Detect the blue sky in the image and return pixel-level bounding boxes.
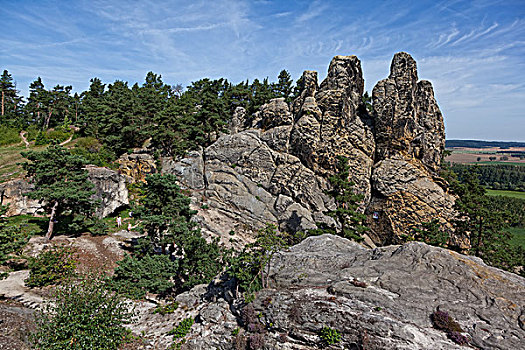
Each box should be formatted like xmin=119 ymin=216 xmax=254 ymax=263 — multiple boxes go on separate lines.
xmin=2 ymin=0 xmax=524 ymax=141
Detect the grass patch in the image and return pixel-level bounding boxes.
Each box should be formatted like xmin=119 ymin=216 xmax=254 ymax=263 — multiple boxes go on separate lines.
xmin=0 ymin=143 xmax=47 ymax=182
xmin=0 ymin=126 xmax=21 ymax=146
xmin=486 ymin=189 xmax=525 ymax=199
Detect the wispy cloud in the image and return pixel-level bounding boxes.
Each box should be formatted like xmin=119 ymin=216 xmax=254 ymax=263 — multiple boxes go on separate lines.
xmin=1 ymin=0 xmax=524 ymax=140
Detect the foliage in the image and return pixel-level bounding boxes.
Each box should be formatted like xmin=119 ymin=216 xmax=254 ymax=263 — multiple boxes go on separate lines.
xmin=138 ymin=173 xmax=195 ymax=245
xmin=451 ymin=163 xmax=525 ymax=192
xmin=109 ymin=254 xmax=177 ymax=299
xmin=70 ymin=137 xmax=116 ymax=167
xmin=451 ymin=167 xmax=523 ymax=270
xmin=153 ymin=301 xmax=179 ymax=315
xmin=319 ymin=326 xmax=341 ymax=345
xmin=31 ymin=273 xmax=134 ymax=350
xmin=405 ymin=219 xmax=449 ymax=247
xmin=311 ymin=156 xmax=367 ymax=241
xmin=0 ymin=205 xmax=31 ymax=264
xmin=168 ymin=317 xmax=194 ymax=338
xmin=0 ymin=125 xmax=21 ymax=146
xmin=226 ymin=224 xmax=288 ymax=297
xmin=22 ymin=144 xmax=99 ymax=239
xmin=25 ymin=244 xmax=77 ymax=287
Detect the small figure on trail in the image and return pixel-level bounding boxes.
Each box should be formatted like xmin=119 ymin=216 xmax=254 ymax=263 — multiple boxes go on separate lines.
xmin=127 ymin=223 xmax=132 ymax=231
xmin=129 ymin=211 xmax=133 ymax=218
xmin=116 ymin=216 xmax=122 ymax=228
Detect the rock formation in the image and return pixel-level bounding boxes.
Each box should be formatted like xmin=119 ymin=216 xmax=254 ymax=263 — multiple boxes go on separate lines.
xmin=169 ymin=52 xmax=454 ymax=246
xmin=183 ymin=235 xmax=525 ymax=349
xmin=368 ymin=52 xmax=454 ymax=244
xmin=0 ymin=166 xmax=128 ymax=218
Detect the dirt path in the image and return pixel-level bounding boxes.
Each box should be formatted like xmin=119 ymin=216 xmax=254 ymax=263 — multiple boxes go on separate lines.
xmin=19 ymin=131 xmax=29 ymax=148
xmin=59 ymin=134 xmax=73 ymax=146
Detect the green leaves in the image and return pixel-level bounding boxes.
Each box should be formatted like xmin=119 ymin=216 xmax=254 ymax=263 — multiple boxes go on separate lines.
xmin=25 ymin=244 xmax=77 ymax=288
xmin=22 ymin=145 xmax=99 ymax=238
xmin=32 ymin=273 xmax=134 ymax=350
xmin=109 ymin=254 xmax=177 ymax=299
xmin=313 ymin=156 xmax=367 ymax=241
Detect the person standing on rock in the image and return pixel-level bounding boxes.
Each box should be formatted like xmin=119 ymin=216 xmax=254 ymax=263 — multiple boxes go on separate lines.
xmin=116 ymin=216 xmax=122 ymax=228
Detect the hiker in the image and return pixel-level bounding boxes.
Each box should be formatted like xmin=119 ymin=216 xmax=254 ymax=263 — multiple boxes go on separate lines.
xmin=116 ymin=216 xmax=122 ymax=228
xmin=128 ymin=223 xmax=132 ymax=231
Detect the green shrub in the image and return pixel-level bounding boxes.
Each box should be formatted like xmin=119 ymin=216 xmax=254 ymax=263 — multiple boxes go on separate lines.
xmin=319 ymin=326 xmax=341 ymax=345
xmin=168 ymin=318 xmax=194 ymax=338
xmin=71 ymin=137 xmax=116 ymax=167
xmin=0 ymin=125 xmax=21 ymax=146
xmin=32 ymin=273 xmax=134 ymax=350
xmin=109 ymin=254 xmax=177 ymax=299
xmin=154 ymin=301 xmax=179 ymax=315
xmin=25 ymin=245 xmax=77 ymax=287
xmin=0 ymin=205 xmax=31 ymax=264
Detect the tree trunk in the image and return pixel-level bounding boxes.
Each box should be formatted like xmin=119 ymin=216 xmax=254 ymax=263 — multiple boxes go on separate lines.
xmin=1 ymin=90 xmax=4 ymax=116
xmin=475 ymin=217 xmax=483 ymax=257
xmin=46 ymin=201 xmax=59 ymax=240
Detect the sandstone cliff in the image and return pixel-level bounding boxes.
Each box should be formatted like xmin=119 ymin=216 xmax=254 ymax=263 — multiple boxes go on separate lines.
xmin=169 ymin=52 xmax=455 ymax=246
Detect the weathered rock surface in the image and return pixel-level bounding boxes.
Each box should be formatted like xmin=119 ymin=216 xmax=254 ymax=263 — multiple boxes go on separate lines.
xmin=186 ymin=235 xmax=525 ymax=350
xmin=117 ymin=151 xmax=157 ymax=183
xmin=369 ymin=52 xmax=452 ymax=244
xmin=0 ymin=166 xmax=128 ymax=219
xmin=168 ymin=52 xmax=453 ymax=247
xmin=0 ymin=179 xmax=42 ymax=216
xmin=86 ymin=166 xmax=129 ymax=218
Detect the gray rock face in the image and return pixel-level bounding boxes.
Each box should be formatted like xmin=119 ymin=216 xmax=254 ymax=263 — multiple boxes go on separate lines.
xmin=166 ymin=129 xmax=334 ymax=243
xmin=0 ymin=179 xmax=42 ymax=216
xmin=86 ymin=166 xmax=129 ymax=218
xmin=169 ymin=52 xmax=453 ymax=246
xmin=187 ymin=235 xmax=525 ymax=350
xmin=0 ymin=167 xmax=128 ymax=219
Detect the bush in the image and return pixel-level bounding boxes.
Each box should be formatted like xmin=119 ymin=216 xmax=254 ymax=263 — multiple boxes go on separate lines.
xmin=0 ymin=205 xmax=30 ymax=264
xmin=319 ymin=326 xmax=341 ymax=345
xmin=31 ymin=273 xmax=134 ymax=350
xmin=168 ymin=318 xmax=194 ymax=338
xmin=25 ymin=245 xmax=77 ymax=287
xmin=109 ymin=254 xmax=177 ymax=299
xmin=0 ymin=125 xmax=21 ymax=146
xmin=71 ymin=137 xmax=116 ymax=167
xmin=154 ymin=301 xmax=179 ymax=315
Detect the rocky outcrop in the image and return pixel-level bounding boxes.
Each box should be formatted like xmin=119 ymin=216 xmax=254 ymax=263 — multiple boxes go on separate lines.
xmin=86 ymin=166 xmax=129 ymax=218
xmin=0 ymin=167 xmax=128 ymax=219
xmin=368 ymin=52 xmax=452 ymax=244
xmin=117 ymin=151 xmax=157 ymax=183
xmin=168 ymin=130 xmax=335 ymax=244
xmin=185 ymin=235 xmax=525 ymax=349
xmin=170 ymin=52 xmax=453 ymax=246
xmin=0 ymin=179 xmax=42 ymax=216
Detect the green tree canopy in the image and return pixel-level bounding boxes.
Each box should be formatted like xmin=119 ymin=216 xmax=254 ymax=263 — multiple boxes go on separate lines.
xmin=22 ymin=145 xmax=98 ymax=239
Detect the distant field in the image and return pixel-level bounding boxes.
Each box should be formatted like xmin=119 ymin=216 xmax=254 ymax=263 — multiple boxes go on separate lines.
xmin=445 ymin=146 xmax=525 ymax=165
xmin=486 ymin=189 xmax=525 ymax=199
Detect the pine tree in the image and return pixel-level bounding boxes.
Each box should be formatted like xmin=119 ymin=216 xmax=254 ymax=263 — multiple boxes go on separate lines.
xmin=22 ymin=145 xmax=98 ymax=239
xmin=312 ymin=156 xmax=367 ymax=241
xmin=272 ymin=70 xmax=293 ymax=103
xmin=0 ymin=70 xmax=20 ymax=123
xmin=452 ymin=168 xmax=519 ymax=270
